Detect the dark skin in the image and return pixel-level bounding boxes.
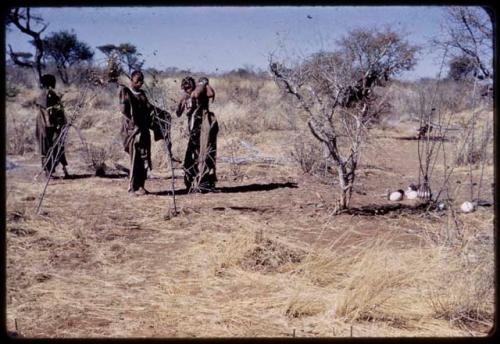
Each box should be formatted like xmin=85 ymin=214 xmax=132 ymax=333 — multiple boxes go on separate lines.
xmin=176 ymin=83 xmax=194 ymax=118
xmin=176 ymin=81 xmax=214 ymax=118
xmin=38 ymin=77 xmax=69 ymax=178
xmin=131 ymin=74 xmax=144 ymax=91
xmin=120 ymin=72 xmax=152 ymax=195
xmin=176 ymin=77 xmax=218 ymax=191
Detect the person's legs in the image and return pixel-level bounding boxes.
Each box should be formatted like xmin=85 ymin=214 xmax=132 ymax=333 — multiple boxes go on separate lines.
xmin=136 ymin=156 xmax=148 ymax=194
xmin=183 ymin=127 xmax=201 ymax=191
xmin=58 ymin=143 xmax=69 ymax=178
xmin=128 ymin=141 xmax=138 ymax=193
xmin=43 ymin=128 xmax=55 ymax=175
xmin=199 ymin=114 xmax=218 ymax=191
xmin=131 ymin=146 xmax=150 ymax=194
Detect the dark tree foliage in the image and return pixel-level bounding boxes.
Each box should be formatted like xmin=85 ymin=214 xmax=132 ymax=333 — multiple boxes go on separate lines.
xmin=97 ymin=42 xmax=144 ymax=76
xmin=447 ymin=55 xmax=479 ymax=81
xmin=436 ymin=7 xmax=492 ymax=81
xmin=42 ymin=30 xmax=94 ymax=84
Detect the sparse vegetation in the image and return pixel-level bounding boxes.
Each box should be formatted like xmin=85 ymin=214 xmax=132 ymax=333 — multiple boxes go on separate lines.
xmin=271 ymin=28 xmax=420 ymax=211
xmin=5 ymin=7 xmax=493 ymax=338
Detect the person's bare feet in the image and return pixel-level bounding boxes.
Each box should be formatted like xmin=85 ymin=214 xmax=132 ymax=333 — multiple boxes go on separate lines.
xmin=136 ymin=187 xmax=149 ymax=195
xmin=129 ymin=187 xmax=149 ymax=196
xmin=62 ymin=166 xmax=69 ymax=179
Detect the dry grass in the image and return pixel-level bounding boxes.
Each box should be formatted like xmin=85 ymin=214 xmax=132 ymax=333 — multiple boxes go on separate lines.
xmin=5 ymin=72 xmax=494 ymax=338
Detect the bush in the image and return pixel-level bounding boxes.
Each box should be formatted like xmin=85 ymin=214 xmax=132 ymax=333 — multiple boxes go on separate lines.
xmin=81 ymin=143 xmax=121 ymax=176
xmin=7 ymin=111 xmax=35 ymax=155
xmin=386 ymin=79 xmax=490 ymax=124
xmin=454 ymin=122 xmax=493 ymax=166
xmin=5 ymin=64 xmax=36 ymax=89
xmin=290 ymin=134 xmax=327 ymax=175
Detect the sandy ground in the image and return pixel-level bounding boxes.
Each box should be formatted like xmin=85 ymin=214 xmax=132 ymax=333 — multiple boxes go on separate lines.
xmin=5 ymin=125 xmax=494 ymax=338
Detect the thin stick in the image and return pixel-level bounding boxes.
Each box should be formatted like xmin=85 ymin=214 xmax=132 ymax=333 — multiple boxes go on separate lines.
xmin=142 ymin=76 xmax=178 ymax=215
xmin=166 ymin=137 xmax=177 ymax=214
xmin=36 ymin=126 xmax=67 ymax=214
xmin=476 ymin=117 xmax=491 ymax=201
xmin=35 ymin=84 xmax=92 ymax=213
xmin=34 ymin=85 xmax=95 ymax=180
xmin=468 ymin=78 xmax=479 ymax=201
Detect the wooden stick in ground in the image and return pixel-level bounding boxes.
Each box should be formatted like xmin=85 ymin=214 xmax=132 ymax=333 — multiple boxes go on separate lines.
xmin=36 ymin=125 xmax=68 ymax=214
xmin=34 ymin=85 xmax=95 ymax=180
xmin=35 ymin=84 xmax=93 ymax=213
xmin=164 ymin=130 xmax=178 ymax=216
xmin=150 ymin=101 xmax=178 ymax=217
xmin=142 ymin=71 xmax=182 ymax=216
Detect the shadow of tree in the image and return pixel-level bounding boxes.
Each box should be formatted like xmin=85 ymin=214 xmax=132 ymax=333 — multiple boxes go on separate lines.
xmin=394 ymin=136 xmax=448 ymax=142
xmin=216 ymin=182 xmax=298 ymax=193
xmin=339 ymin=202 xmax=434 ymax=216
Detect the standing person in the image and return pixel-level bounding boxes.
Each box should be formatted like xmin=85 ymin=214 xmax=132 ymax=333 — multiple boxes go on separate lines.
xmin=119 ymin=70 xmax=169 ymax=196
xmin=35 ymin=74 xmax=69 ymax=178
xmin=176 ymin=76 xmax=218 ymax=192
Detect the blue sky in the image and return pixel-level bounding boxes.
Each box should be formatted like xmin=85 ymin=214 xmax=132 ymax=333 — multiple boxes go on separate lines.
xmin=4 ymin=6 xmax=484 ymax=80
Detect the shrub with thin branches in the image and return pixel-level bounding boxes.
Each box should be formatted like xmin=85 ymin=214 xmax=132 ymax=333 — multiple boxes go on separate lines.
xmin=454 ymin=116 xmax=493 ymax=166
xmin=290 ymin=135 xmax=325 ymax=175
xmin=7 ymin=115 xmax=34 ymax=155
xmin=81 ymin=143 xmax=121 ymax=176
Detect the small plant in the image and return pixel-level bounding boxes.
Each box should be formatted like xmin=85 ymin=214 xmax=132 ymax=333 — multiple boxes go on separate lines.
xmin=86 ymin=144 xmax=107 ymax=176
xmin=8 ymin=116 xmax=33 ymax=155
xmin=290 ymin=136 xmax=325 ymax=175
xmin=454 ymin=118 xmax=493 ymax=166
xmin=225 ymin=139 xmax=246 ymax=181
xmin=82 ymin=143 xmax=119 ymax=177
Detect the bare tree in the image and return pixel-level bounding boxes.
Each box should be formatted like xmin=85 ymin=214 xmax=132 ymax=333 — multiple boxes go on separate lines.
xmin=270 ymin=28 xmax=419 ymax=211
xmin=418 ymin=5 xmax=494 ymax=213
xmin=436 ymin=6 xmax=493 ymax=81
xmin=6 ymin=7 xmax=48 ymax=85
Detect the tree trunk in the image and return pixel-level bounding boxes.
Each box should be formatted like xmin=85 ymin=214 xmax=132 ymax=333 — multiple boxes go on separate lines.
xmin=56 ymin=65 xmax=69 ymax=85
xmin=33 ymin=36 xmax=44 ymax=83
xmin=7 ymin=8 xmax=47 ymax=87
xmin=337 ymin=163 xmax=350 ymax=210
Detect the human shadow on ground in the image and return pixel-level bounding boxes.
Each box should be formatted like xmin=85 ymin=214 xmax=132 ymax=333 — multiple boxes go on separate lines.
xmin=150 ymin=182 xmax=298 ymax=196
xmin=51 ymin=172 xmax=128 ymax=180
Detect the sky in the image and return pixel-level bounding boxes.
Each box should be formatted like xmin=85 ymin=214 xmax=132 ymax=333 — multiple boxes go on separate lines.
xmin=4 ymin=6 xmax=484 ymax=80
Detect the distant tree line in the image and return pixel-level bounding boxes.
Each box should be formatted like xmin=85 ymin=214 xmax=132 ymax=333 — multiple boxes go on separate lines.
xmin=7 ymin=6 xmax=493 ymax=89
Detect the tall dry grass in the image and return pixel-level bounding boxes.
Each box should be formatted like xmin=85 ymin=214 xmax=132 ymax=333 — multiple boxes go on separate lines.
xmin=167 ymin=213 xmax=494 ymax=337
xmin=5 ymin=68 xmax=494 ymax=337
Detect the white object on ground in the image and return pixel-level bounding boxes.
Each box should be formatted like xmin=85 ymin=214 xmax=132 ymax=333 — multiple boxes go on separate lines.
xmin=437 ymin=202 xmax=447 ymax=211
xmin=405 ymin=189 xmax=418 ymax=200
xmin=460 ymin=201 xmax=476 ymax=213
xmin=405 ymin=183 xmax=419 ymax=200
xmin=389 ymin=190 xmax=404 ymax=201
